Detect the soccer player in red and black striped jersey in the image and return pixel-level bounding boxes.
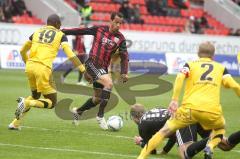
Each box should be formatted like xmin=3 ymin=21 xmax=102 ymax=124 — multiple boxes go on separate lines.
xmin=62 ymin=12 xmax=129 ymax=130
xmin=62 ymin=27 xmax=87 ymax=84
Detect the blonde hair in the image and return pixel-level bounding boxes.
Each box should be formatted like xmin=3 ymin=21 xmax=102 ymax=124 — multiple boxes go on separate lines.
xmin=130 ymin=103 xmax=145 ymax=119
xmin=198 ymin=41 xmax=215 ymax=58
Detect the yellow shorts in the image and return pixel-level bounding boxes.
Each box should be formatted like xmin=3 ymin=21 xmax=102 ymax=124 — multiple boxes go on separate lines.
xmin=167 ymin=106 xmax=225 ymax=131
xmin=25 ymin=61 xmax=56 ymax=95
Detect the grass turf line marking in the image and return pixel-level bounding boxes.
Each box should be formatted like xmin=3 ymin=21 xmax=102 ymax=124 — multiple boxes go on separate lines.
xmin=22 ymin=125 xmax=133 ymax=140
xmin=0 ymin=143 xmax=163 ymax=159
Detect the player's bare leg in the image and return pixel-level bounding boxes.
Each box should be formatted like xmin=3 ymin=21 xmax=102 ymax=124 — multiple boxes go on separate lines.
xmin=43 ymin=93 xmax=57 ymax=108
xmin=15 ymin=92 xmax=57 ymax=119
xmin=95 ymin=74 xmax=113 ymax=130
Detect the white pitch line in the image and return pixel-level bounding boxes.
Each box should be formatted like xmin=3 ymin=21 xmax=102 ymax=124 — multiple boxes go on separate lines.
xmin=0 ymin=142 xmax=136 ymax=158
xmin=22 ymin=125 xmax=133 ymax=140
xmin=0 ymin=143 xmax=163 ymax=159
xmin=232 ymin=150 xmax=240 ymax=153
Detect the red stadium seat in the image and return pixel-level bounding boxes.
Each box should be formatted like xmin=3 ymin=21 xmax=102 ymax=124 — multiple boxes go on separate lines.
xmin=140 ymin=6 xmax=148 ymax=15
xmin=66 ymin=0 xmax=231 ymax=34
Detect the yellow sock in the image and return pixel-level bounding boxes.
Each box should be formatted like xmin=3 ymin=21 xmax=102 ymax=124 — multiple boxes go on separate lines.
xmin=25 ymin=98 xmax=52 ymax=109
xmin=137 ymin=132 xmax=165 ymax=159
xmin=10 ymin=96 xmax=33 ymax=127
xmin=11 ymin=108 xmax=30 ymax=127
xmin=207 ymin=128 xmax=225 ymax=151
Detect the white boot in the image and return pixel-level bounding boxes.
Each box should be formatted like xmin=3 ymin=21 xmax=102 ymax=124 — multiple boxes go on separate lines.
xmin=96 ymin=116 xmax=108 ymax=130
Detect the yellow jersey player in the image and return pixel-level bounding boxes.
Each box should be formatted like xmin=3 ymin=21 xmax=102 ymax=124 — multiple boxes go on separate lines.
xmin=137 ymin=42 xmax=240 ymax=159
xmin=8 ymin=14 xmax=85 ymax=130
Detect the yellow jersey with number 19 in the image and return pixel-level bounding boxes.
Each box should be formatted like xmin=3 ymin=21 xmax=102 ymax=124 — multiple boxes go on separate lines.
xmin=180 ymin=58 xmax=229 ymax=114
xmin=28 ymin=25 xmax=67 ymax=69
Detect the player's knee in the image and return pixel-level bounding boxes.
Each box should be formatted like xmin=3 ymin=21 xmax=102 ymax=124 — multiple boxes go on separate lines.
xmin=32 ymin=91 xmax=41 ymax=99
xmin=218 ymin=137 xmax=232 ymax=151
xmin=93 ymin=97 xmax=101 ymax=104
xmin=160 ymin=126 xmax=173 ymax=137
xmin=101 ymin=78 xmax=113 ymax=89
xmin=103 ymin=81 xmax=113 ymax=89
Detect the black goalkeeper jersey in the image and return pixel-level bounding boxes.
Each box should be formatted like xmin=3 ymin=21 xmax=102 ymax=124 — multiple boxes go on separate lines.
xmin=138 ymin=108 xmax=176 ymax=153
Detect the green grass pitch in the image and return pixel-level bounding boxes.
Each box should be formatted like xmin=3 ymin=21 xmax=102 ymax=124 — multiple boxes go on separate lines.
xmin=0 ymin=69 xmax=239 ymax=159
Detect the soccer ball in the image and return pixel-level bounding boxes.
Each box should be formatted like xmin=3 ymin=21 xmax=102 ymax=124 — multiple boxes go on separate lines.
xmin=107 ymin=116 xmax=123 ymax=131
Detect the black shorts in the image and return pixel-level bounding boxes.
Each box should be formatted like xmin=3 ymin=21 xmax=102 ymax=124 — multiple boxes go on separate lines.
xmin=85 ymin=59 xmax=108 ymax=81
xmin=176 ymin=124 xmax=197 ymax=146
xmin=176 ymin=124 xmax=211 ymax=146
xmin=77 ymin=54 xmax=87 ymax=64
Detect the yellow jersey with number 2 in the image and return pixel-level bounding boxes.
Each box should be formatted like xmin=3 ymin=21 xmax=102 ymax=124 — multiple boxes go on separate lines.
xmin=180 ymin=58 xmax=229 ymax=114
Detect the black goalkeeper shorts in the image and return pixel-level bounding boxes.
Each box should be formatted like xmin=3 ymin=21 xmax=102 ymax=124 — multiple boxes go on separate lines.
xmin=176 ymin=124 xmax=210 ymax=146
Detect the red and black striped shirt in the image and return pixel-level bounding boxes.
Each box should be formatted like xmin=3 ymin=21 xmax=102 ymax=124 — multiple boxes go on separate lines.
xmin=62 ymin=25 xmax=129 ymax=74
xmin=74 ymin=35 xmax=86 ymax=55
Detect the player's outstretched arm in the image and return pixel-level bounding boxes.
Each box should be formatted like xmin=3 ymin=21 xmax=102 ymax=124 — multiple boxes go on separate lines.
xmin=62 ymin=42 xmax=85 ymax=73
xmin=222 ymin=75 xmax=240 ymax=96
xmin=20 ymin=40 xmax=32 ymax=64
xmin=169 ymin=73 xmax=186 ymax=113
xmin=119 ymin=40 xmax=129 ymax=83
xmin=172 ymin=73 xmax=186 ymax=101
xmin=62 ymin=26 xmax=97 ymax=36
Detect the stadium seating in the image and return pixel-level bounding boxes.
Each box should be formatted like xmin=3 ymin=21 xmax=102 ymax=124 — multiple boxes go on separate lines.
xmin=64 ymin=0 xmax=230 ymax=36
xmin=12 ymin=14 xmax=43 ymax=25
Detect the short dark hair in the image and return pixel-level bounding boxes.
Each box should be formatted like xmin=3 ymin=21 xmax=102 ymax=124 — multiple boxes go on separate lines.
xmin=111 ymin=12 xmax=123 ymax=20
xmin=47 ymin=14 xmax=61 ymax=26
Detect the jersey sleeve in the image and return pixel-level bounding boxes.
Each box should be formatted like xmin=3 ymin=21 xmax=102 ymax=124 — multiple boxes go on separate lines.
xmin=29 ymin=34 xmax=33 ymax=41
xmin=138 ymin=123 xmax=151 ymax=148
xmin=119 ymin=39 xmax=129 ymax=74
xmin=62 ymin=26 xmax=98 ymax=36
xmin=222 ymin=67 xmax=240 ymax=96
xmin=180 ymin=63 xmax=190 ymax=77
xmin=20 ymin=33 xmax=33 ymax=63
xmin=61 ymin=34 xmax=68 ymax=43
xmin=223 ymin=67 xmax=229 ymax=77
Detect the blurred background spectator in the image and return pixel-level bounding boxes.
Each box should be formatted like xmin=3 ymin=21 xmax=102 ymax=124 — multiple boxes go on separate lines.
xmin=232 ymin=0 xmax=240 ymax=6
xmin=199 ymin=13 xmax=209 ymax=28
xmin=12 ymin=0 xmax=32 ymax=17
xmin=119 ymin=1 xmax=131 ymax=23
xmin=112 ymin=0 xmax=126 ymax=4
xmin=185 ymin=16 xmax=201 ymax=34
xmin=146 ymin=0 xmax=167 ymax=16
xmin=130 ymin=4 xmax=144 ymax=24
xmin=173 ymin=0 xmax=188 ymax=9
xmin=119 ymin=2 xmax=144 ymax=24
xmin=0 ymin=7 xmax=6 ymax=22
xmin=229 ymin=28 xmax=240 ymax=36
xmin=80 ymin=2 xmax=93 ymax=24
